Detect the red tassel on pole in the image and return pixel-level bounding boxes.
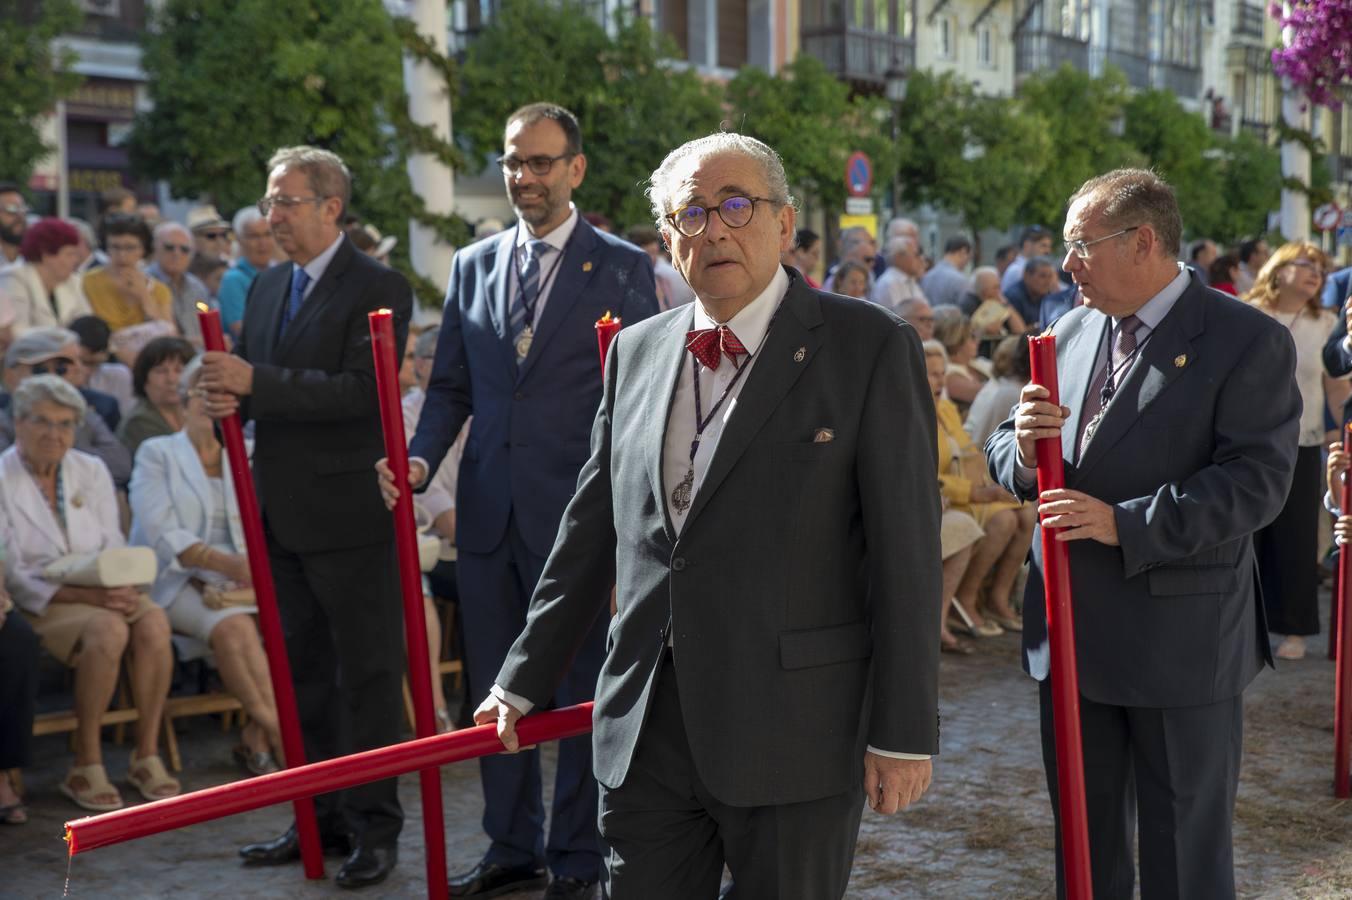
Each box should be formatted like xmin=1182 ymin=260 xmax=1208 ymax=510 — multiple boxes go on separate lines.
xmin=1029 ymin=335 xmax=1094 ymax=899
xmin=1334 ymin=424 xmax=1352 ymax=798
xmin=595 ymin=311 xmax=621 ymax=370
xmin=369 ymin=309 xmax=449 ymax=899
xmin=65 ymin=704 xmax=594 ymax=856
xmin=195 ymin=306 xmax=324 ymax=879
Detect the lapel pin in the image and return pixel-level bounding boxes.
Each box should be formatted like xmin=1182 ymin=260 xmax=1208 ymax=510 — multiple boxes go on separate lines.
xmin=71 ymin=494 xmax=84 ymax=509
xmin=794 ymin=346 xmax=806 ymax=363
xmin=813 ymin=427 xmax=835 ymax=443
xmin=582 ymin=261 xmax=593 ymax=272
xmin=1174 ymin=354 xmax=1187 ymax=368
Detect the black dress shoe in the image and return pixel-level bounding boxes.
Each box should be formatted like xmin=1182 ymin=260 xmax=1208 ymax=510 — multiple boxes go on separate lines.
xmin=239 ymin=824 xmax=352 ymax=865
xmin=448 ymin=860 xmax=547 ymax=897
xmin=545 ymin=876 xmax=598 ymax=899
xmin=336 ymin=843 xmax=397 ymax=889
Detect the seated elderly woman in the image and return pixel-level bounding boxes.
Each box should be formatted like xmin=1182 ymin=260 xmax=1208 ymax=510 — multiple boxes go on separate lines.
xmin=116 ymin=335 xmax=195 ymax=455
xmin=129 ymin=357 xmax=282 ymax=773
xmin=0 ymin=218 xmax=93 ymax=331
xmin=932 ymin=306 xmax=990 ymax=418
xmin=0 ymin=375 xmax=178 ymax=811
xmin=924 ymin=340 xmax=1032 ymax=637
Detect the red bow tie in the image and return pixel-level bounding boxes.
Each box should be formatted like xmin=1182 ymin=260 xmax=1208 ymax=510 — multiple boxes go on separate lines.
xmin=686 ymin=325 xmax=747 ymax=371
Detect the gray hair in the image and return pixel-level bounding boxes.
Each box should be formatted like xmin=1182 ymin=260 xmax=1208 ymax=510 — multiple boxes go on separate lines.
xmin=1024 ymin=255 xmax=1059 ymax=276
xmin=5 ymin=327 xmax=78 ymax=369
xmin=921 ymin=338 xmax=949 ymax=365
xmin=647 ymin=133 xmax=796 ymax=226
xmin=839 ymin=226 xmax=873 ymax=256
xmin=1068 ymin=167 xmax=1182 ymax=257
xmin=932 ymin=305 xmax=971 ymax=352
xmin=884 ymin=236 xmax=916 ymax=259
xmin=153 ymin=221 xmax=191 ymax=245
xmin=967 ymin=265 xmax=1000 ymax=293
xmin=178 ymin=355 xmax=205 ymax=401
xmin=414 ymin=327 xmax=440 ymax=359
xmin=897 ymin=296 xmax=933 ymax=320
xmin=267 ymin=146 xmax=351 ymax=216
xmin=232 ymin=206 xmax=264 ymax=236
xmin=12 ymin=374 xmax=87 ymax=421
xmin=887 ymin=217 xmax=920 ymax=240
xmin=66 ymin=217 xmax=97 ymax=249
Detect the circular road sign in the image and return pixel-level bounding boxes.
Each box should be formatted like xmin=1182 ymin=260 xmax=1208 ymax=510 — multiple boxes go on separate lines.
xmin=845 ymin=151 xmax=873 ymax=198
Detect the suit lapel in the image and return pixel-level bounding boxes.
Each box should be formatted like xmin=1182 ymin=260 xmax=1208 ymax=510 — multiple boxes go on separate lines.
xmin=646 ymin=308 xmax=696 ymax=544
xmin=519 ymin=220 xmax=601 ymax=382
xmin=2 ymin=451 xmax=65 ymax=551
xmin=1056 ymin=311 xmax=1110 ymax=465
xmin=276 ymin=239 xmax=353 ymax=358
xmin=683 ymin=280 xmax=823 ymax=532
xmin=486 ymin=231 xmax=514 ymax=344
xmin=1076 ymin=281 xmax=1205 ymax=478
xmin=170 ymin=432 xmax=212 ymax=527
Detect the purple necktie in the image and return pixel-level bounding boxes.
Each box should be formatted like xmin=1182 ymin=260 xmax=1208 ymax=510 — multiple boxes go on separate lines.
xmin=1077 ymin=314 xmax=1143 ymax=459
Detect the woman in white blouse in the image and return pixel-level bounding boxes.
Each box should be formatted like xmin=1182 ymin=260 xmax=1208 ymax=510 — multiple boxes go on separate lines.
xmin=129 ymin=357 xmax=282 ymax=773
xmin=0 ymin=219 xmax=92 ymax=332
xmin=0 ymin=375 xmax=177 ymax=811
xmin=1245 ymin=241 xmax=1340 ymax=660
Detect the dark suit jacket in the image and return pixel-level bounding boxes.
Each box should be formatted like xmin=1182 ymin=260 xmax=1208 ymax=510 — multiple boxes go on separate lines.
xmin=1004 ymin=279 xmax=1046 ymax=326
xmin=235 ymin=236 xmax=411 ymax=554
xmin=496 ymin=273 xmax=943 ymax=808
xmin=408 ymin=217 xmax=659 ymax=557
xmin=1322 ymin=268 xmax=1352 ymax=409
xmin=986 ymin=276 xmax=1300 ymax=709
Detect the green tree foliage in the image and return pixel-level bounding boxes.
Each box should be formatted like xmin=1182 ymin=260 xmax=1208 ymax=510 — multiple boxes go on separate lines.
xmin=456 ymin=0 xmax=723 ymax=229
xmin=1016 ymin=65 xmax=1142 ymax=230
xmin=725 ymin=55 xmax=899 ymax=214
xmin=892 ymin=71 xmax=1051 ymax=245
xmin=0 ymin=0 xmax=81 ymax=185
xmin=129 ymin=0 xmax=414 ymax=243
xmin=1122 ymin=89 xmax=1227 ymax=241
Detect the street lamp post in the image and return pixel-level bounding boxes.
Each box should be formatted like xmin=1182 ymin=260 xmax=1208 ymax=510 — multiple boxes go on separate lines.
xmin=884 ymin=64 xmax=908 ymax=220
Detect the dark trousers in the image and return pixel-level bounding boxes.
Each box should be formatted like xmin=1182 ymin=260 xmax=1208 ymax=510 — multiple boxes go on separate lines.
xmin=1039 ymin=681 xmax=1242 ymax=900
xmin=0 ymin=614 xmax=39 ymax=769
xmin=1255 ymin=443 xmax=1321 ymax=635
xmin=599 ymin=654 xmax=864 ymax=900
xmin=457 ymin=516 xmax=606 ymax=881
xmin=267 ymin=532 xmax=405 ymax=847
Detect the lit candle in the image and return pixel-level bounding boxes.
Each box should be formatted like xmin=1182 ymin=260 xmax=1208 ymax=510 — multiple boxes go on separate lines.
xmin=195 ymin=304 xmax=325 ymax=880
xmin=595 ymin=310 xmax=621 ymax=371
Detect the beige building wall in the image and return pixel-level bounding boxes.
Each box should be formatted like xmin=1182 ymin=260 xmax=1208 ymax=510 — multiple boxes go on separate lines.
xmin=913 ymin=0 xmax=1017 ymax=97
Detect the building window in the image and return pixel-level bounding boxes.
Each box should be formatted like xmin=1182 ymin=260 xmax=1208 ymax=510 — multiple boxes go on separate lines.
xmin=938 ymin=17 xmax=955 ymax=60
xmin=978 ymin=26 xmax=994 ymax=68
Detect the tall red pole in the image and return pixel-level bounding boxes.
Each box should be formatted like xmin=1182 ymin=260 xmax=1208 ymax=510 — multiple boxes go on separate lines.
xmin=196 ymin=307 xmax=324 ymax=879
xmin=65 ymin=704 xmax=594 ymax=856
xmin=1029 ymin=335 xmax=1093 ymax=899
xmin=369 ymin=309 xmax=449 ymax=899
xmin=1334 ymin=424 xmax=1352 ymax=797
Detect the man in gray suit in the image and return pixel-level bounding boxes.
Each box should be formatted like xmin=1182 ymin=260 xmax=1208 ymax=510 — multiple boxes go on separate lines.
xmin=986 ymin=169 xmax=1300 ymax=899
xmin=474 ymin=133 xmax=943 ymax=899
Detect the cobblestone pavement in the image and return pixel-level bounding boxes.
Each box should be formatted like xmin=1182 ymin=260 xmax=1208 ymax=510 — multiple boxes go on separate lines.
xmin=5 ymin=592 xmax=1352 ymax=899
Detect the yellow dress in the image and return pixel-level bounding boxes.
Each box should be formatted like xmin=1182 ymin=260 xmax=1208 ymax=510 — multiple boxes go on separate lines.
xmin=935 ymin=395 xmax=1020 ymax=527
xmin=82 ymin=267 xmax=174 ymax=331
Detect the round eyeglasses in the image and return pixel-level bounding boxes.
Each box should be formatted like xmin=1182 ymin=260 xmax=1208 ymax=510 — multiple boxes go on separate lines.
xmin=665 ymin=196 xmax=777 ymax=238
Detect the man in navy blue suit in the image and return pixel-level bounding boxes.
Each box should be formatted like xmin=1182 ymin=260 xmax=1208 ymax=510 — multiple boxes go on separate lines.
xmin=380 ymin=103 xmax=659 ymax=899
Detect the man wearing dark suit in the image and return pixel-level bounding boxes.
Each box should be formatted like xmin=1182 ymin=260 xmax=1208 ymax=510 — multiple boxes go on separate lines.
xmin=986 ymin=169 xmax=1300 ymax=899
xmin=471 ymin=133 xmax=942 ymax=899
xmin=381 ymin=104 xmax=658 ymax=900
xmin=201 ymin=146 xmax=410 ymax=890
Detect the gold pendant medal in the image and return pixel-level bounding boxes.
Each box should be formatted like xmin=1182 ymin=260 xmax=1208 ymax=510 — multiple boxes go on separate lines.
xmin=671 ymin=466 xmax=694 ymax=513
xmin=515 ymin=325 xmax=534 ymax=360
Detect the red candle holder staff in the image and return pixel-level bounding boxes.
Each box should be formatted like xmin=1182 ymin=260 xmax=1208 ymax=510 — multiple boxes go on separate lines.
xmin=1029 ymin=334 xmax=1093 ymax=899
xmin=195 ymin=305 xmax=325 ymax=879
xmin=369 ymin=309 xmax=448 ymax=898
xmin=1335 ymin=423 xmax=1352 ymax=798
xmin=65 ymin=704 xmax=594 ymax=857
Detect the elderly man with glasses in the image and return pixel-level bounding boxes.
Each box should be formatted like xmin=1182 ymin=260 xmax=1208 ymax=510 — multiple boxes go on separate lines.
xmin=465 ymin=132 xmax=942 ymax=899
xmin=379 ymin=102 xmax=659 ymax=900
xmin=146 ymin=222 xmax=211 ymax=347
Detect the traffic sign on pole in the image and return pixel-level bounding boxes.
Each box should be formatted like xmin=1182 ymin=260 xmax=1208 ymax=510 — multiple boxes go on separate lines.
xmin=1315 ymin=203 xmax=1342 ymax=232
xmin=845 ymin=151 xmax=873 ymax=198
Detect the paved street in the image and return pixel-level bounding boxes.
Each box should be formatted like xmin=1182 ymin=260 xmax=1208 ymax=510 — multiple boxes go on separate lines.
xmin=5 ymin=590 xmax=1351 ymax=899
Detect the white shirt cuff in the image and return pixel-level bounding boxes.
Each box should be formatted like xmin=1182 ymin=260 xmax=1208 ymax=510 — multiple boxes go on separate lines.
xmin=1015 ymin=461 xmax=1038 ymax=492
xmin=1342 ymin=335 xmax=1352 ymax=355
xmin=866 ymin=746 xmax=931 ymax=760
xmin=490 ymin=683 xmax=534 ymax=715
xmin=1326 ymin=489 xmax=1342 ymax=517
